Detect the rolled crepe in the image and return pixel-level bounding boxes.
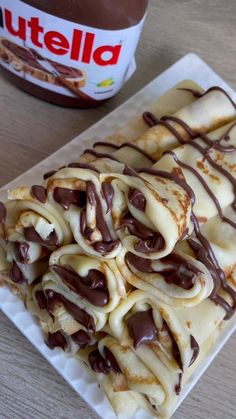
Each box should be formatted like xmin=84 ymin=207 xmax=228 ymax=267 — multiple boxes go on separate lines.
xmin=86 ymin=287 xmax=234 ymax=417
xmin=38 ymin=244 xmax=126 ymax=345
xmin=0 ymin=190 xmax=72 ymax=293
xmin=116 ymin=248 xmax=214 ymax=307
xmin=101 ymin=120 xmax=236 ymax=259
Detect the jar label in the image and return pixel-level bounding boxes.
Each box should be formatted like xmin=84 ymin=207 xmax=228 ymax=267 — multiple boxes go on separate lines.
xmin=0 ymin=0 xmax=145 ymax=100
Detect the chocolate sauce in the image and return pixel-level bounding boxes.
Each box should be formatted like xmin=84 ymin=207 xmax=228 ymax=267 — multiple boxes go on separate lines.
xmin=46 ymin=331 xmax=67 ymax=351
xmin=175 ymin=372 xmax=183 ymax=395
xmin=93 ymin=141 xmax=120 ymax=150
xmin=89 ymin=349 xmax=110 ymax=375
xmin=83 ymin=149 xmax=120 ymax=162
xmin=53 ymin=187 xmax=87 ymax=210
xmin=127 ymin=309 xmax=158 ymax=349
xmin=189 ymin=335 xmax=200 ymax=366
xmin=143 ymin=111 xmax=159 ymax=127
xmin=178 ymin=86 xmax=236 ymax=110
xmin=71 ymin=330 xmax=91 ymax=348
xmin=9 ymin=260 xmax=26 ymax=283
xmin=165 ymin=150 xmax=236 ymax=230
xmin=101 ymin=182 xmax=114 ymax=213
xmin=128 ymin=188 xmax=146 ymax=211
xmin=35 ymin=290 xmax=48 ymax=310
xmin=43 ymin=170 xmax=57 ymax=180
xmin=24 ymin=226 xmax=59 ymax=247
xmin=81 ymin=181 xmax=119 ymax=254
xmin=89 ymin=346 xmax=121 ymax=375
xmin=0 ymin=202 xmax=6 ymax=240
xmin=31 ymin=185 xmax=47 ymax=203
xmin=14 ymin=242 xmax=30 ymax=264
xmin=46 ymin=290 xmax=95 ymax=332
xmin=122 ymin=212 xmax=165 ymax=253
xmin=162 ymin=321 xmax=183 ymax=370
xmin=125 ymin=252 xmax=201 ymax=290
xmin=123 ymin=166 xmax=140 ymax=177
xmin=51 ymin=265 xmax=109 ymax=307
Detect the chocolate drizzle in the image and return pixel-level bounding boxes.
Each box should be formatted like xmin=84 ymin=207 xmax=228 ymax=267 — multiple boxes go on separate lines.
xmin=45 ymin=289 xmax=95 ymax=332
xmin=125 ymin=252 xmax=201 ymax=290
xmin=35 ymin=290 xmax=48 ymax=310
xmin=51 ymin=264 xmax=109 ymax=307
xmin=127 ymin=309 xmax=158 ymax=349
xmin=14 ymin=242 xmax=30 ymax=264
xmin=31 ymin=185 xmax=47 ymax=203
xmin=53 ymin=187 xmax=86 ymax=210
xmin=178 ymin=86 xmax=236 ymax=110
xmin=122 ymin=212 xmax=165 ymax=253
xmin=189 ymin=335 xmax=200 ymax=366
xmin=89 ymin=347 xmax=121 ymax=375
xmin=24 ymin=226 xmax=59 ymax=247
xmin=0 ymin=202 xmax=6 ymax=240
xmin=82 ymin=181 xmax=119 ymax=254
xmin=143 ymin=111 xmax=159 ymax=127
xmin=101 ymin=182 xmax=114 ymax=213
xmin=175 ymin=373 xmax=183 ymax=395
xmin=83 ymin=149 xmax=120 ymax=162
xmin=71 ymin=330 xmax=91 ymax=348
xmin=9 ymin=260 xmax=26 ymax=283
xmin=46 ymin=331 xmax=67 ymax=350
xmin=128 ymin=188 xmax=146 ymax=211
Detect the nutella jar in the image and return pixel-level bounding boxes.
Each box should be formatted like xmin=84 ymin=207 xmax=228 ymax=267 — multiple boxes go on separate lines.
xmin=0 ymin=0 xmax=148 ymax=107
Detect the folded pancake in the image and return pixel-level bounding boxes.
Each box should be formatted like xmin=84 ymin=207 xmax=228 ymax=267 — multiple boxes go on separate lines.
xmin=25 ymin=279 xmax=100 ymax=355
xmin=81 ymin=85 xmax=236 ymax=166
xmin=86 ymin=286 xmax=234 ymax=417
xmin=116 ymin=248 xmax=214 ymax=307
xmin=0 ymin=191 xmax=72 ymax=296
xmin=101 ymin=120 xmax=236 ymax=259
xmin=36 ymin=244 xmax=126 ymax=348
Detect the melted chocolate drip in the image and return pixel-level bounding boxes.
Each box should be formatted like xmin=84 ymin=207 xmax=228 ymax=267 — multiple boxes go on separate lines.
xmin=83 ymin=149 xmax=120 ymax=162
xmin=53 ymin=187 xmax=86 ymax=210
xmin=125 ymin=252 xmax=201 ymax=290
xmin=24 ymin=226 xmax=59 ymax=247
xmin=46 ymin=290 xmax=95 ymax=332
xmin=101 ymin=182 xmax=114 ymax=212
xmin=175 ymin=372 xmax=183 ymax=395
xmin=127 ymin=309 xmax=158 ymax=349
xmin=92 ymin=141 xmax=120 ymax=150
xmin=51 ymin=265 xmax=109 ymax=307
xmin=46 ymin=331 xmax=67 ymax=351
xmin=0 ymin=201 xmax=6 ymax=240
xmin=43 ymin=170 xmax=57 ymax=180
xmin=128 ymin=188 xmax=146 ymax=211
xmin=178 ymin=86 xmax=236 ymax=109
xmin=71 ymin=330 xmax=91 ymax=348
xmin=189 ymin=335 xmax=200 ymax=366
xmin=122 ymin=212 xmax=165 ymax=253
xmin=9 ymin=260 xmax=26 ymax=283
xmin=31 ymin=185 xmax=47 ymax=203
xmin=89 ymin=347 xmax=121 ymax=375
xmin=14 ymin=242 xmax=30 ymax=264
xmin=163 ymin=321 xmax=183 ymax=370
xmin=35 ymin=290 xmax=48 ymax=310
xmin=89 ymin=349 xmax=111 ymax=375
xmin=143 ymin=111 xmax=159 ymax=127
xmin=103 ymin=346 xmax=121 ymax=374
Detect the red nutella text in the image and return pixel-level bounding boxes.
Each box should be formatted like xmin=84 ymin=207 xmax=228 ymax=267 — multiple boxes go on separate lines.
xmin=3 ymin=9 xmax=122 ymax=66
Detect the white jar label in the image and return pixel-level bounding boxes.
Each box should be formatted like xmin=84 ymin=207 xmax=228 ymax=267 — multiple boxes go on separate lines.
xmin=0 ymin=0 xmax=146 ymax=100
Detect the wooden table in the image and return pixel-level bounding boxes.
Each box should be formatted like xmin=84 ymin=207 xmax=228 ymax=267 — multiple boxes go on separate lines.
xmin=0 ymin=1 xmax=235 ymax=418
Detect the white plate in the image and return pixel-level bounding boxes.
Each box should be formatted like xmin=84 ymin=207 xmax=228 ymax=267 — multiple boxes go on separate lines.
xmin=0 ymin=53 xmax=235 ymax=419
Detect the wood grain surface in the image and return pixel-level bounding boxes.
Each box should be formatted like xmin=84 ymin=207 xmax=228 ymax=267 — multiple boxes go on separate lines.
xmin=0 ymin=1 xmax=235 ymax=418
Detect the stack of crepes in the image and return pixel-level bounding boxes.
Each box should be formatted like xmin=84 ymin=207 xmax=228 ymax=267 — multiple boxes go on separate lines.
xmin=0 ymin=80 xmax=236 ymax=419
